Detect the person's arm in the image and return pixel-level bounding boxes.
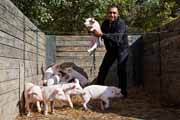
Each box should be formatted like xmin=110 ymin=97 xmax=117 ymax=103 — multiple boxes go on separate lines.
xmin=102 ymin=21 xmax=126 ymax=46
xmin=94 ymin=20 xmax=126 ymax=46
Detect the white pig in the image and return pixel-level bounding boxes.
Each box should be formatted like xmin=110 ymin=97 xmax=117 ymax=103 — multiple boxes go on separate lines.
xmin=84 ymin=18 xmax=103 ymax=55
xmin=84 ymin=18 xmax=101 ymax=33
xmin=82 ymin=85 xmax=123 ymax=110
xmin=24 ymin=83 xmax=43 ymax=117
xmin=41 ymin=85 xmax=67 ymax=115
xmin=58 ymin=78 xmax=85 ymax=108
xmin=41 ymin=79 xmax=85 ymax=115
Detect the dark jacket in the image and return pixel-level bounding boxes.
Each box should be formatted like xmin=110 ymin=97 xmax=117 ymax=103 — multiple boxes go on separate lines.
xmin=101 ymin=17 xmax=128 ymax=61
xmin=101 ymin=17 xmax=128 ymax=51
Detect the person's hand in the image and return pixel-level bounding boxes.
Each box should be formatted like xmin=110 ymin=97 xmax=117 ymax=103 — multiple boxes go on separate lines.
xmin=93 ymin=29 xmax=103 ymax=37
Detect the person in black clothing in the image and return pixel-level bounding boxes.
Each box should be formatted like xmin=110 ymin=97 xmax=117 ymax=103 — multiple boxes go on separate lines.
xmin=93 ymin=5 xmax=129 ymax=97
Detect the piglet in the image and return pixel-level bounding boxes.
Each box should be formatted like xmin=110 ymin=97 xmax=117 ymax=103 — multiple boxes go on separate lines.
xmin=84 ymin=18 xmax=101 ymax=32
xmin=41 ymin=85 xmax=67 ymax=115
xmin=24 ymin=83 xmax=43 ymax=117
xmin=82 ymin=85 xmax=123 ymax=110
xmin=42 ymin=85 xmax=67 ymax=115
xmin=61 ymin=67 xmax=89 ymax=87
xmin=41 ymin=79 xmax=85 ymax=115
xmin=58 ymin=78 xmax=85 ymax=108
xmin=42 ymin=64 xmax=61 ymax=86
xmin=84 ymin=18 xmax=103 ymax=55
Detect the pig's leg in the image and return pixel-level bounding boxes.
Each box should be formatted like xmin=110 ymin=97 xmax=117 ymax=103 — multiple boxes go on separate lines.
xmin=25 ymin=101 xmax=31 ymax=117
xmin=66 ymin=95 xmax=73 ymax=108
xmin=82 ymin=95 xmax=90 ymax=110
xmin=88 ymin=42 xmax=98 ymax=54
xmin=36 ymin=101 xmax=41 ymax=112
xmin=100 ymin=101 xmax=105 ymax=111
xmin=44 ymin=101 xmax=48 ymax=115
xmin=50 ymin=101 xmax=55 ymax=114
xmin=97 ymin=37 xmax=101 ymax=47
xmin=90 ymin=28 xmax=94 ymax=32
xmin=101 ymin=97 xmax=109 ymax=109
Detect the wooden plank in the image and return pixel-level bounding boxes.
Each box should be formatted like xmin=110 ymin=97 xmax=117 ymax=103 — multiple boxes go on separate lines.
xmin=0 ymin=68 xmax=19 ymax=82
xmin=0 ymin=44 xmax=23 ymax=59
xmin=0 ymin=31 xmax=24 ymax=49
xmin=56 ymin=40 xmax=91 ymax=46
xmin=56 ymin=51 xmax=105 ymax=57
xmin=56 ymin=35 xmax=94 ymax=41
xmin=0 ymin=18 xmax=24 ymax=40
xmin=56 ymin=46 xmax=105 ymax=52
xmin=0 ymin=79 xmax=19 ymax=95
xmin=0 ymin=57 xmax=22 ymax=69
xmin=0 ymin=4 xmax=24 ymax=31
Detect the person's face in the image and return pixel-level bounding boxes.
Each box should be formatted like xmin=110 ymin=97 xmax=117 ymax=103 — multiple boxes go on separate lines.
xmin=107 ymin=7 xmax=119 ymax=22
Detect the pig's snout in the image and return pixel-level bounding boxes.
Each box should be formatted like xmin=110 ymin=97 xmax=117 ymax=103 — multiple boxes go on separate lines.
xmin=114 ymin=91 xmax=123 ymax=98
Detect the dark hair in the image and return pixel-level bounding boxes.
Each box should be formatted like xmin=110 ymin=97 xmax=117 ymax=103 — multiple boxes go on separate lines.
xmin=107 ymin=4 xmax=119 ymax=11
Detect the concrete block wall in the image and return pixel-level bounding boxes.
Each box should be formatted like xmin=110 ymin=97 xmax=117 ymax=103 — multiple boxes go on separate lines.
xmin=143 ymin=18 xmax=180 ymax=105
xmin=0 ymin=0 xmax=46 ymax=120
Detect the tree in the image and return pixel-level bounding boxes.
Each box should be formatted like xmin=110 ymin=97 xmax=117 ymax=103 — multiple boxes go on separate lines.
xmin=11 ymin=0 xmax=179 ymax=33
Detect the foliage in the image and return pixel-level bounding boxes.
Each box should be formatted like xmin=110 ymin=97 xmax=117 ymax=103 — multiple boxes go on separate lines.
xmin=11 ymin=0 xmax=179 ymax=33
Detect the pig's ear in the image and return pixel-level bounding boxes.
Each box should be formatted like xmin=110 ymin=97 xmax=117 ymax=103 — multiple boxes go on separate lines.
xmin=74 ymin=78 xmax=79 ymax=84
xmin=55 ymin=64 xmax=60 ymax=71
xmin=72 ymin=85 xmax=76 ymax=89
xmin=90 ymin=18 xmax=95 ymax=23
xmin=27 ymin=90 xmax=32 ymax=95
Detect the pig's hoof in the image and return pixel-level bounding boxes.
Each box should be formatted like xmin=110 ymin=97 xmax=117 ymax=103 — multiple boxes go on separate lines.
xmin=70 ymin=104 xmax=74 ymax=108
xmin=83 ymin=106 xmax=89 ymax=111
xmin=51 ymin=110 xmax=55 ymax=114
xmin=44 ymin=112 xmax=48 ymax=116
xmin=84 ymin=108 xmax=88 ymax=111
xmin=27 ymin=112 xmax=31 ymax=117
xmin=89 ymin=49 xmax=96 ymax=55
xmin=87 ymin=49 xmax=92 ymax=53
xmin=37 ymin=109 xmax=41 ymax=113
xmin=104 ymin=105 xmax=109 ymax=109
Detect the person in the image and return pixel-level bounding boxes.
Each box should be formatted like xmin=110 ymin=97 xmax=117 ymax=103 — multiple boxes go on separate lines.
xmin=93 ymin=5 xmax=129 ymax=97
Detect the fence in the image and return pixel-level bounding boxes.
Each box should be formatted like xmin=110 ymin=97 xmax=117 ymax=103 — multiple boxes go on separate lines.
xmin=0 ymin=0 xmax=46 ymax=120
xmin=143 ymin=18 xmax=180 ymax=105
xmin=1 ymin=1 xmax=179 ymax=120
xmin=54 ymin=35 xmax=142 ymax=87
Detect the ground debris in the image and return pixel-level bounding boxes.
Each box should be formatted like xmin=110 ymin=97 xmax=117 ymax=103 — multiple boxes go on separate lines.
xmin=16 ymin=87 xmax=180 ymax=120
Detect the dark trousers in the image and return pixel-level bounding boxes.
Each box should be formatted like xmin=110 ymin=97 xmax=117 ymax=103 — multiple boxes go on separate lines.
xmin=96 ymin=49 xmax=128 ymax=96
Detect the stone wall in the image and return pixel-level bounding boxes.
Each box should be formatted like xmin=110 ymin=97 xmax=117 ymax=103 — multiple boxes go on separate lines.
xmin=0 ymin=0 xmax=46 ymax=120
xmin=143 ymin=18 xmax=180 ymax=105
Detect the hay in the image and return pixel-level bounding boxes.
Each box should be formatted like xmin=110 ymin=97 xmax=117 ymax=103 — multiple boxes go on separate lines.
xmin=16 ymin=87 xmax=180 ymax=120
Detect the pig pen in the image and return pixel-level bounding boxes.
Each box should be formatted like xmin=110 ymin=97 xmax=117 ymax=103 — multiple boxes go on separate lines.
xmin=16 ymin=87 xmax=180 ymax=120
xmin=16 ymin=34 xmax=180 ymax=120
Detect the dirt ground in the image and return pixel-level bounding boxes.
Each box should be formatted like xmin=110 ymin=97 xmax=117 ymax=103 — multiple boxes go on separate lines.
xmin=16 ymin=87 xmax=180 ymax=120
